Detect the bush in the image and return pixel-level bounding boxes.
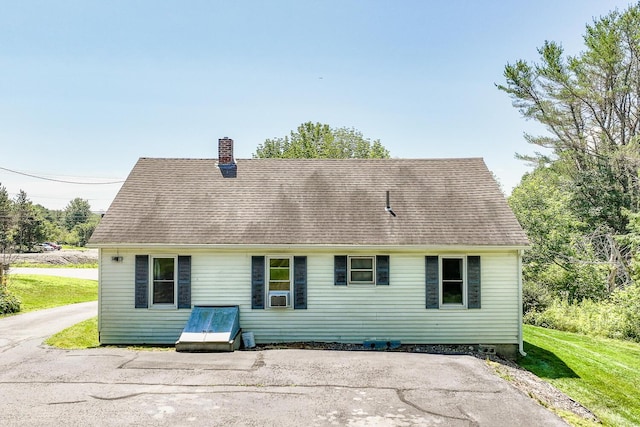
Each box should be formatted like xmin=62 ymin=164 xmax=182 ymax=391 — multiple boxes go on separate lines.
xmin=522 ymin=280 xmax=552 ymax=314
xmin=0 ymin=284 xmax=21 ymax=314
xmin=524 ymin=285 xmax=640 ymax=342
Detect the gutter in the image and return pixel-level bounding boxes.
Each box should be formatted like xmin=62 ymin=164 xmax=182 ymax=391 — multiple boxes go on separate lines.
xmin=518 ymin=249 xmax=527 ymax=357
xmin=87 ymin=243 xmax=530 ymax=252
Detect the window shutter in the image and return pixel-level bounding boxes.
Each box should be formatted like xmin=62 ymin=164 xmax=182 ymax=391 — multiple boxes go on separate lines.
xmin=293 ymin=256 xmax=307 ymax=309
xmin=467 ymin=256 xmax=481 ymax=309
xmin=251 ymin=256 xmax=265 ymax=309
xmin=177 ymin=256 xmax=191 ymax=309
xmin=425 ymin=256 xmax=439 ymax=309
xmin=334 ymin=255 xmax=347 ymax=286
xmin=135 ymin=255 xmax=149 ymax=308
xmin=376 ymin=255 xmax=390 ymax=285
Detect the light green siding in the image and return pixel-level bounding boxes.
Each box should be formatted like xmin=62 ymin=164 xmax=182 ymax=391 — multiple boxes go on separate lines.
xmin=98 ymin=248 xmax=521 ymax=346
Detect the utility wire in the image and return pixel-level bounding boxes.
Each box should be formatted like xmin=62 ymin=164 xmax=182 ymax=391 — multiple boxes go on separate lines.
xmin=0 ymin=166 xmax=125 ymax=185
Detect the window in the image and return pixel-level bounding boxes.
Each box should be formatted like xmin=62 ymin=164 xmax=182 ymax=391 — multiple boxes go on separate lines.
xmin=151 ymin=256 xmax=177 ymax=306
xmin=441 ymin=257 xmax=464 ymax=306
xmin=267 ymin=256 xmax=292 ymax=308
xmin=348 ymin=256 xmax=375 ymax=284
xmin=425 ymin=255 xmax=480 ymax=310
xmin=252 ymin=256 xmax=307 ymax=310
xmin=268 ymin=257 xmax=292 ymax=291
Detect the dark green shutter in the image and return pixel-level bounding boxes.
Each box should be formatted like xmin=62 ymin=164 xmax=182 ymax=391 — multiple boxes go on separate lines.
xmin=293 ymin=256 xmax=307 ymax=309
xmin=251 ymin=256 xmax=265 ymax=309
xmin=425 ymin=256 xmax=439 ymax=309
xmin=467 ymin=256 xmax=481 ymax=309
xmin=334 ymin=255 xmax=347 ymax=286
xmin=177 ymin=256 xmax=191 ymax=309
xmin=376 ymin=255 xmax=390 ymax=285
xmin=135 ymin=255 xmax=149 ymax=308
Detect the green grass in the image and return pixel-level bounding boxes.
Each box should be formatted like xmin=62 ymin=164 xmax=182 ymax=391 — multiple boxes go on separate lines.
xmin=11 ymin=262 xmax=98 ymax=268
xmin=3 ymin=274 xmax=97 ymax=313
xmin=520 ymin=325 xmax=640 ymax=427
xmin=46 ymin=316 xmax=173 ymax=351
xmin=45 ymin=317 xmax=100 ymax=348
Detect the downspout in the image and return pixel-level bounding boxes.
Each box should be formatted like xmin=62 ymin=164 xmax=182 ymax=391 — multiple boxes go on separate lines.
xmin=518 ymin=249 xmax=527 ymax=357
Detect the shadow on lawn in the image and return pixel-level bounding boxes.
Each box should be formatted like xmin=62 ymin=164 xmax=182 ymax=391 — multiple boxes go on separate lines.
xmin=520 ymin=341 xmax=579 ymax=379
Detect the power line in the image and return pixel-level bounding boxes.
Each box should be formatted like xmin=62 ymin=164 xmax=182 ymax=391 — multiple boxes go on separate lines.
xmin=0 ymin=166 xmax=125 ymax=185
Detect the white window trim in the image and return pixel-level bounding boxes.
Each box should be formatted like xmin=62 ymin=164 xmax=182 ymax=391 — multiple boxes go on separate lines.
xmin=347 ymin=255 xmax=376 ymax=285
xmin=149 ymin=255 xmax=178 ymax=309
xmin=266 ymin=255 xmax=293 ymax=308
xmin=440 ymin=256 xmax=467 ymax=308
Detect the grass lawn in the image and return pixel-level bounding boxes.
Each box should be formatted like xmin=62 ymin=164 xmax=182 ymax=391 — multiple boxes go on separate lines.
xmin=3 ymin=274 xmax=97 ymax=313
xmin=45 ymin=317 xmax=100 ymax=348
xmin=521 ymin=325 xmax=640 ymax=427
xmin=11 ymin=262 xmax=98 ymax=268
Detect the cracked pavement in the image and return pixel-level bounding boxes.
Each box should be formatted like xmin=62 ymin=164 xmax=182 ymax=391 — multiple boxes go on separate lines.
xmin=0 ymin=303 xmax=567 ymax=426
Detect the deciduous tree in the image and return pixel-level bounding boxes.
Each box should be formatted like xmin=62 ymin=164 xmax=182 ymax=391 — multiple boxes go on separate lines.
xmin=64 ymin=198 xmax=92 ymax=231
xmin=254 ymin=122 xmax=390 ymax=159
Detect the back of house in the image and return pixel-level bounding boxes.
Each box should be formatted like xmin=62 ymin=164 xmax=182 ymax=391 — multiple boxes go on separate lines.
xmin=89 ymin=137 xmax=529 ymax=356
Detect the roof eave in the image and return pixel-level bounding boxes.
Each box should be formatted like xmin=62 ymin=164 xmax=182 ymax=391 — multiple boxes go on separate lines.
xmin=87 ymin=242 xmax=530 ymax=252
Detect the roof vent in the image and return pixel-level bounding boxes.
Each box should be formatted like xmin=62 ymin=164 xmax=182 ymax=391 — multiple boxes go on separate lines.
xmin=385 ymin=191 xmax=396 ymax=217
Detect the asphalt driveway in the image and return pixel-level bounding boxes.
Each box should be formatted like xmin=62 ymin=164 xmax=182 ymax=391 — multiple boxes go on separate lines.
xmin=0 ymin=303 xmax=567 ymax=426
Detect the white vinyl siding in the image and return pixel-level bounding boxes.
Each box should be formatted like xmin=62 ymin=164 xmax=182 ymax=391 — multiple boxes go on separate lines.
xmin=98 ymin=248 xmax=520 ymax=345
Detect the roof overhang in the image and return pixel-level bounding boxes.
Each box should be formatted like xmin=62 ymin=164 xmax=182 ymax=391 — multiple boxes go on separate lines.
xmin=88 ymin=243 xmax=530 ymax=252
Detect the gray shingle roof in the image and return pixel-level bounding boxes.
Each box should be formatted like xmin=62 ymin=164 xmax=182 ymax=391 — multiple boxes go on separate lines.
xmin=89 ymin=157 xmax=528 ymax=247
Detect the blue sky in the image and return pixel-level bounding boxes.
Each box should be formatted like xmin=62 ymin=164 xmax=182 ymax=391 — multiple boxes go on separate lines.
xmin=1 ymin=0 xmax=635 ymax=211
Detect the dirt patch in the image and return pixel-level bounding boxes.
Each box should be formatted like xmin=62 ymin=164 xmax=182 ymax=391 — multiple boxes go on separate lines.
xmin=11 ymin=249 xmax=98 ymax=265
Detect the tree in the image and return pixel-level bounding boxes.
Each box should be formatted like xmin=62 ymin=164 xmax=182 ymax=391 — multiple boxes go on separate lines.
xmin=69 ymin=215 xmax=100 ymax=247
xmin=12 ymin=190 xmax=45 ymax=252
xmin=0 ymin=184 xmax=13 ymax=253
xmin=254 ymin=122 xmax=390 ymax=159
xmin=0 ymin=183 xmax=15 ymax=284
xmin=64 ymin=198 xmax=92 ymax=231
xmin=509 ymin=167 xmax=609 ymax=304
xmin=497 ymin=3 xmax=640 ymax=234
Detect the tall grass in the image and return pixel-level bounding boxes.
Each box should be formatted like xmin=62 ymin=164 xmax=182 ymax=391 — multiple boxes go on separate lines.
xmin=524 ymin=285 xmax=640 ymax=342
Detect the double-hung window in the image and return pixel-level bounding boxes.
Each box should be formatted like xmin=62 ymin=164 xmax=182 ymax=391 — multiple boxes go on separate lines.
xmin=441 ymin=257 xmax=464 ymax=306
xmin=267 ymin=256 xmax=292 ymax=307
xmin=151 ymin=256 xmax=177 ymax=307
xmin=348 ymin=256 xmax=375 ymax=284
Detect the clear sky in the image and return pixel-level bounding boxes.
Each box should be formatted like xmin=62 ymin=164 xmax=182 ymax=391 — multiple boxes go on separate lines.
xmin=1 ymin=0 xmax=636 ymax=211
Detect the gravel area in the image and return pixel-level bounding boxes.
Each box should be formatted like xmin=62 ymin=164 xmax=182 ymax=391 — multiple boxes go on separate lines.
xmin=10 ymin=249 xmax=98 ymax=265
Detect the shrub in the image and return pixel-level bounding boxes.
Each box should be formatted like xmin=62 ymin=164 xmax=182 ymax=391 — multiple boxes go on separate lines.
xmin=0 ymin=284 xmax=21 ymax=314
xmin=524 ymin=285 xmax=640 ymax=342
xmin=522 ymin=280 xmax=552 ymax=315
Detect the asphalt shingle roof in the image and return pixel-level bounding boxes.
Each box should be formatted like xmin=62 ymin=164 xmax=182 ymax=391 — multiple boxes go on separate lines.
xmin=89 ymin=157 xmax=528 ymax=247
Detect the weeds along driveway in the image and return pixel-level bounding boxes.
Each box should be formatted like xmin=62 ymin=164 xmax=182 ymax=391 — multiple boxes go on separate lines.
xmin=0 ymin=304 xmax=567 ymax=427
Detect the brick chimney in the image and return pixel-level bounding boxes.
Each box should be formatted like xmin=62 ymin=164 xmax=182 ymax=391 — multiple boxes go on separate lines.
xmin=217 ymin=137 xmax=237 ymax=178
xmin=218 ymin=137 xmax=235 ymax=165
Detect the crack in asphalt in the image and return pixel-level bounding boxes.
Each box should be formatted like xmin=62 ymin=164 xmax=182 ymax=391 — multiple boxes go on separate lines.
xmin=48 ymin=400 xmax=88 ymax=405
xmin=2 ymin=377 xmax=496 ymax=425
xmin=396 ymin=388 xmax=480 ymax=426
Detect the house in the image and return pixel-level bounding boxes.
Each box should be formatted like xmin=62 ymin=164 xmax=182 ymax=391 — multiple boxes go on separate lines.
xmin=88 ymin=137 xmax=529 ymax=357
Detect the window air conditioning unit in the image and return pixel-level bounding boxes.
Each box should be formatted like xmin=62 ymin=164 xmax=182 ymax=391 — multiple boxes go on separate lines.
xmin=269 ymin=291 xmax=290 ymax=308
